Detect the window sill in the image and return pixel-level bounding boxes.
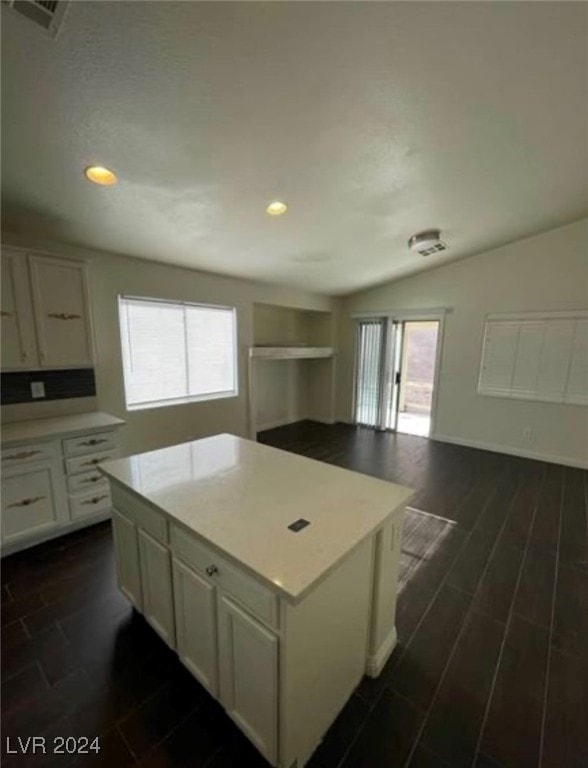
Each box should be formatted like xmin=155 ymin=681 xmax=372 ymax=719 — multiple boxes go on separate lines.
xmin=125 ymin=390 xmax=239 ymax=412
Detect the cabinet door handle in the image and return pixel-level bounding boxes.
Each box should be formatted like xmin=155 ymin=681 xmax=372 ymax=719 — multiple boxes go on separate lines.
xmin=81 ymin=475 xmax=103 ymax=484
xmin=47 ymin=313 xmax=81 ymax=321
xmin=7 ymin=496 xmax=46 ymax=508
xmin=4 ymin=449 xmax=42 ymax=461
xmin=81 ymin=494 xmax=109 ymax=506
xmin=81 ymin=457 xmax=110 ymax=467
xmin=0 ymin=310 xmax=13 ymax=317
xmin=80 ymin=438 xmax=107 ymax=447
xmin=205 ymin=565 xmax=219 ymax=577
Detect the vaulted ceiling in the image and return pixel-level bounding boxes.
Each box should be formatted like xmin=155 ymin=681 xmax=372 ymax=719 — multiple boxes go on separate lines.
xmin=2 ymin=1 xmax=587 ymax=294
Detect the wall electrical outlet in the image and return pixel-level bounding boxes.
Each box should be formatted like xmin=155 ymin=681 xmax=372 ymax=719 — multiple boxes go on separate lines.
xmin=30 ymin=381 xmax=46 ymax=399
xmin=523 ymin=426 xmax=534 ymax=444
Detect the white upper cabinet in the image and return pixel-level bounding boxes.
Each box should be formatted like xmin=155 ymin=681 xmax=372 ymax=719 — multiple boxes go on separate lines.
xmin=1 ymin=249 xmax=39 ymax=369
xmin=29 ymin=254 xmax=94 ymax=368
xmin=1 ymin=249 xmax=94 ymax=370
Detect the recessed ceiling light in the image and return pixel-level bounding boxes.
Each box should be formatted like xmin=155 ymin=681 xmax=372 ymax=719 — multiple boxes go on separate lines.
xmin=266 ymin=201 xmax=287 ymax=216
xmin=84 ymin=166 xmax=117 ymax=186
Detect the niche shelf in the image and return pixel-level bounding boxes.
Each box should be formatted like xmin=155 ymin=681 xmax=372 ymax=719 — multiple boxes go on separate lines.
xmin=249 ymin=304 xmax=337 ymax=436
xmin=249 ymin=346 xmax=334 ymax=360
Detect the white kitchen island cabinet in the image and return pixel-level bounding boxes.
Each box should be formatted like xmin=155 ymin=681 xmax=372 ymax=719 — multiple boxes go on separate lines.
xmin=111 ymin=511 xmax=142 ymax=610
xmin=173 ymin=557 xmax=218 ymax=695
xmin=101 ymin=434 xmax=413 ymax=768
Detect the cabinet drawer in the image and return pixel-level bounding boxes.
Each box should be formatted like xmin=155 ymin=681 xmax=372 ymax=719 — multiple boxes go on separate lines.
xmin=68 ymin=469 xmax=109 ymax=494
xmin=63 ymin=431 xmax=118 ymax=457
xmin=111 ymin=484 xmax=168 ymax=544
xmin=171 ymin=525 xmax=278 ymax=629
xmin=66 ymin=450 xmax=117 ymax=476
xmin=2 ymin=442 xmax=58 ymax=466
xmin=70 ymin=488 xmax=111 ymax=519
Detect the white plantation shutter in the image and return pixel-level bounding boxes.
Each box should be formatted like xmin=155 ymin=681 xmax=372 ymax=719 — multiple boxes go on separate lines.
xmin=119 ymin=296 xmax=237 ymax=408
xmin=478 ymin=312 xmax=587 ymax=405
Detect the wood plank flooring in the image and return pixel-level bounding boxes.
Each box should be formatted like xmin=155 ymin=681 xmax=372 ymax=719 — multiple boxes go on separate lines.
xmin=2 ymin=421 xmax=586 ymax=768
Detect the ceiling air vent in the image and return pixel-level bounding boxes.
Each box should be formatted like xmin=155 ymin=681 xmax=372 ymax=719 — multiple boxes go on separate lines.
xmin=408 ymin=229 xmax=447 ymax=257
xmin=3 ymin=0 xmax=69 ymax=36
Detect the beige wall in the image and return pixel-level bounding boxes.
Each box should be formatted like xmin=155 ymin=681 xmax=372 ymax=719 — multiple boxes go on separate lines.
xmin=1 ymin=233 xmax=333 ymax=456
xmin=337 ymin=218 xmax=588 ymax=467
xmin=4 ymin=218 xmax=587 ymax=467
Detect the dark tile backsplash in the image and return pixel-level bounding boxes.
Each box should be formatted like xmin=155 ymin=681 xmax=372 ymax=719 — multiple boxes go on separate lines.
xmin=1 ymin=369 xmax=96 ymax=405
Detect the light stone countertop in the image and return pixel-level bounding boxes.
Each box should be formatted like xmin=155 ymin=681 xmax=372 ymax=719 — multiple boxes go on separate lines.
xmin=100 ymin=433 xmax=414 ymax=602
xmin=1 ymin=411 xmax=125 ymax=446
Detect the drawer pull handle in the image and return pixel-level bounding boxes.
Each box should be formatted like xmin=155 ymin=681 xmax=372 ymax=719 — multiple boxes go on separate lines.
xmin=8 ymin=495 xmax=46 ymax=508
xmin=5 ymin=450 xmax=42 ymax=461
xmin=80 ymin=438 xmax=107 ymax=447
xmin=81 ymin=475 xmax=102 ymax=484
xmin=47 ymin=313 xmax=81 ymax=321
xmin=82 ymin=494 xmax=109 ymax=506
xmin=81 ymin=457 xmax=110 ymax=467
xmin=206 ymin=565 xmax=219 ymax=577
xmin=0 ymin=310 xmax=13 ymax=317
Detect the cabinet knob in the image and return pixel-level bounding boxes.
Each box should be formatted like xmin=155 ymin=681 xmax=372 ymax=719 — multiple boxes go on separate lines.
xmin=206 ymin=565 xmax=219 ymax=577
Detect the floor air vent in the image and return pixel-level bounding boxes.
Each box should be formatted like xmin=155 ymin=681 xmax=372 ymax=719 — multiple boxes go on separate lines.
xmin=3 ymin=0 xmax=69 ymax=36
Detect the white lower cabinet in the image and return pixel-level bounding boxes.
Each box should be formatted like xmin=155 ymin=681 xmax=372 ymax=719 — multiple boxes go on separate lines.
xmin=110 ymin=489 xmax=382 ymax=768
xmin=112 ymin=511 xmax=143 ymax=610
xmin=1 ymin=461 xmax=66 ymax=543
xmin=218 ymin=595 xmax=278 ymax=765
xmin=1 ymin=421 xmax=122 ymax=555
xmin=138 ymin=529 xmax=175 ymax=648
xmin=173 ymin=558 xmax=218 ymax=696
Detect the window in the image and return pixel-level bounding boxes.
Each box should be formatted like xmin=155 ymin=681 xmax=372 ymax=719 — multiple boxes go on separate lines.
xmin=119 ymin=296 xmax=238 ymax=409
xmin=478 ymin=311 xmax=588 ymax=405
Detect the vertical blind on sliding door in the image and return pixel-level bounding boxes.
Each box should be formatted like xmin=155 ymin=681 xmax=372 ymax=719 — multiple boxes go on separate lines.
xmin=354 ymin=319 xmax=386 ymax=427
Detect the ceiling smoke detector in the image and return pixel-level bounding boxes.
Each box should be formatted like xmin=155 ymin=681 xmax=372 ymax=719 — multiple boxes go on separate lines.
xmin=408 ymin=229 xmax=446 ymax=257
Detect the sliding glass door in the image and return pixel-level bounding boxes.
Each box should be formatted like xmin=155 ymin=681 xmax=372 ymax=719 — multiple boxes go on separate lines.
xmin=354 ymin=318 xmax=398 ymax=429
xmin=354 ymin=317 xmax=441 ymax=436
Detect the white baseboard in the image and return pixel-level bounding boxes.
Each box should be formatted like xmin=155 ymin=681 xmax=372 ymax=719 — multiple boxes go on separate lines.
xmin=256 ymin=415 xmax=336 ymax=432
xmin=432 ymin=432 xmax=588 ymax=470
xmin=366 ymin=626 xmax=397 ymax=678
xmin=306 ymin=416 xmax=336 ymax=425
xmin=255 ymin=416 xmax=300 ymax=432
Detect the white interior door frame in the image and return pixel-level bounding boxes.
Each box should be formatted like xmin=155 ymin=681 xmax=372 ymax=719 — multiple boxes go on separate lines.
xmin=351 ymin=308 xmax=449 ymax=438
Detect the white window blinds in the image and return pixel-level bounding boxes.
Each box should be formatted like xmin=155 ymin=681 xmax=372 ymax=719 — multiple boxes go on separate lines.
xmin=478 ymin=312 xmax=587 ymax=405
xmin=119 ymin=296 xmax=237 ymax=409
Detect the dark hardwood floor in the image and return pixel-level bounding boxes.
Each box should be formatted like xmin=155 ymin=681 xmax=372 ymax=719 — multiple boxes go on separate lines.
xmin=2 ymin=421 xmax=586 ymax=768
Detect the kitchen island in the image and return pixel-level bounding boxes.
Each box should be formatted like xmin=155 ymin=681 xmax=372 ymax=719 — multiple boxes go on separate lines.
xmin=100 ymin=434 xmax=413 ymax=768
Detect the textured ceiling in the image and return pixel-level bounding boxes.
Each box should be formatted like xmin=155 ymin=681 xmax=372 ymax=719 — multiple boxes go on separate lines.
xmin=2 ymin=1 xmax=587 ymax=295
